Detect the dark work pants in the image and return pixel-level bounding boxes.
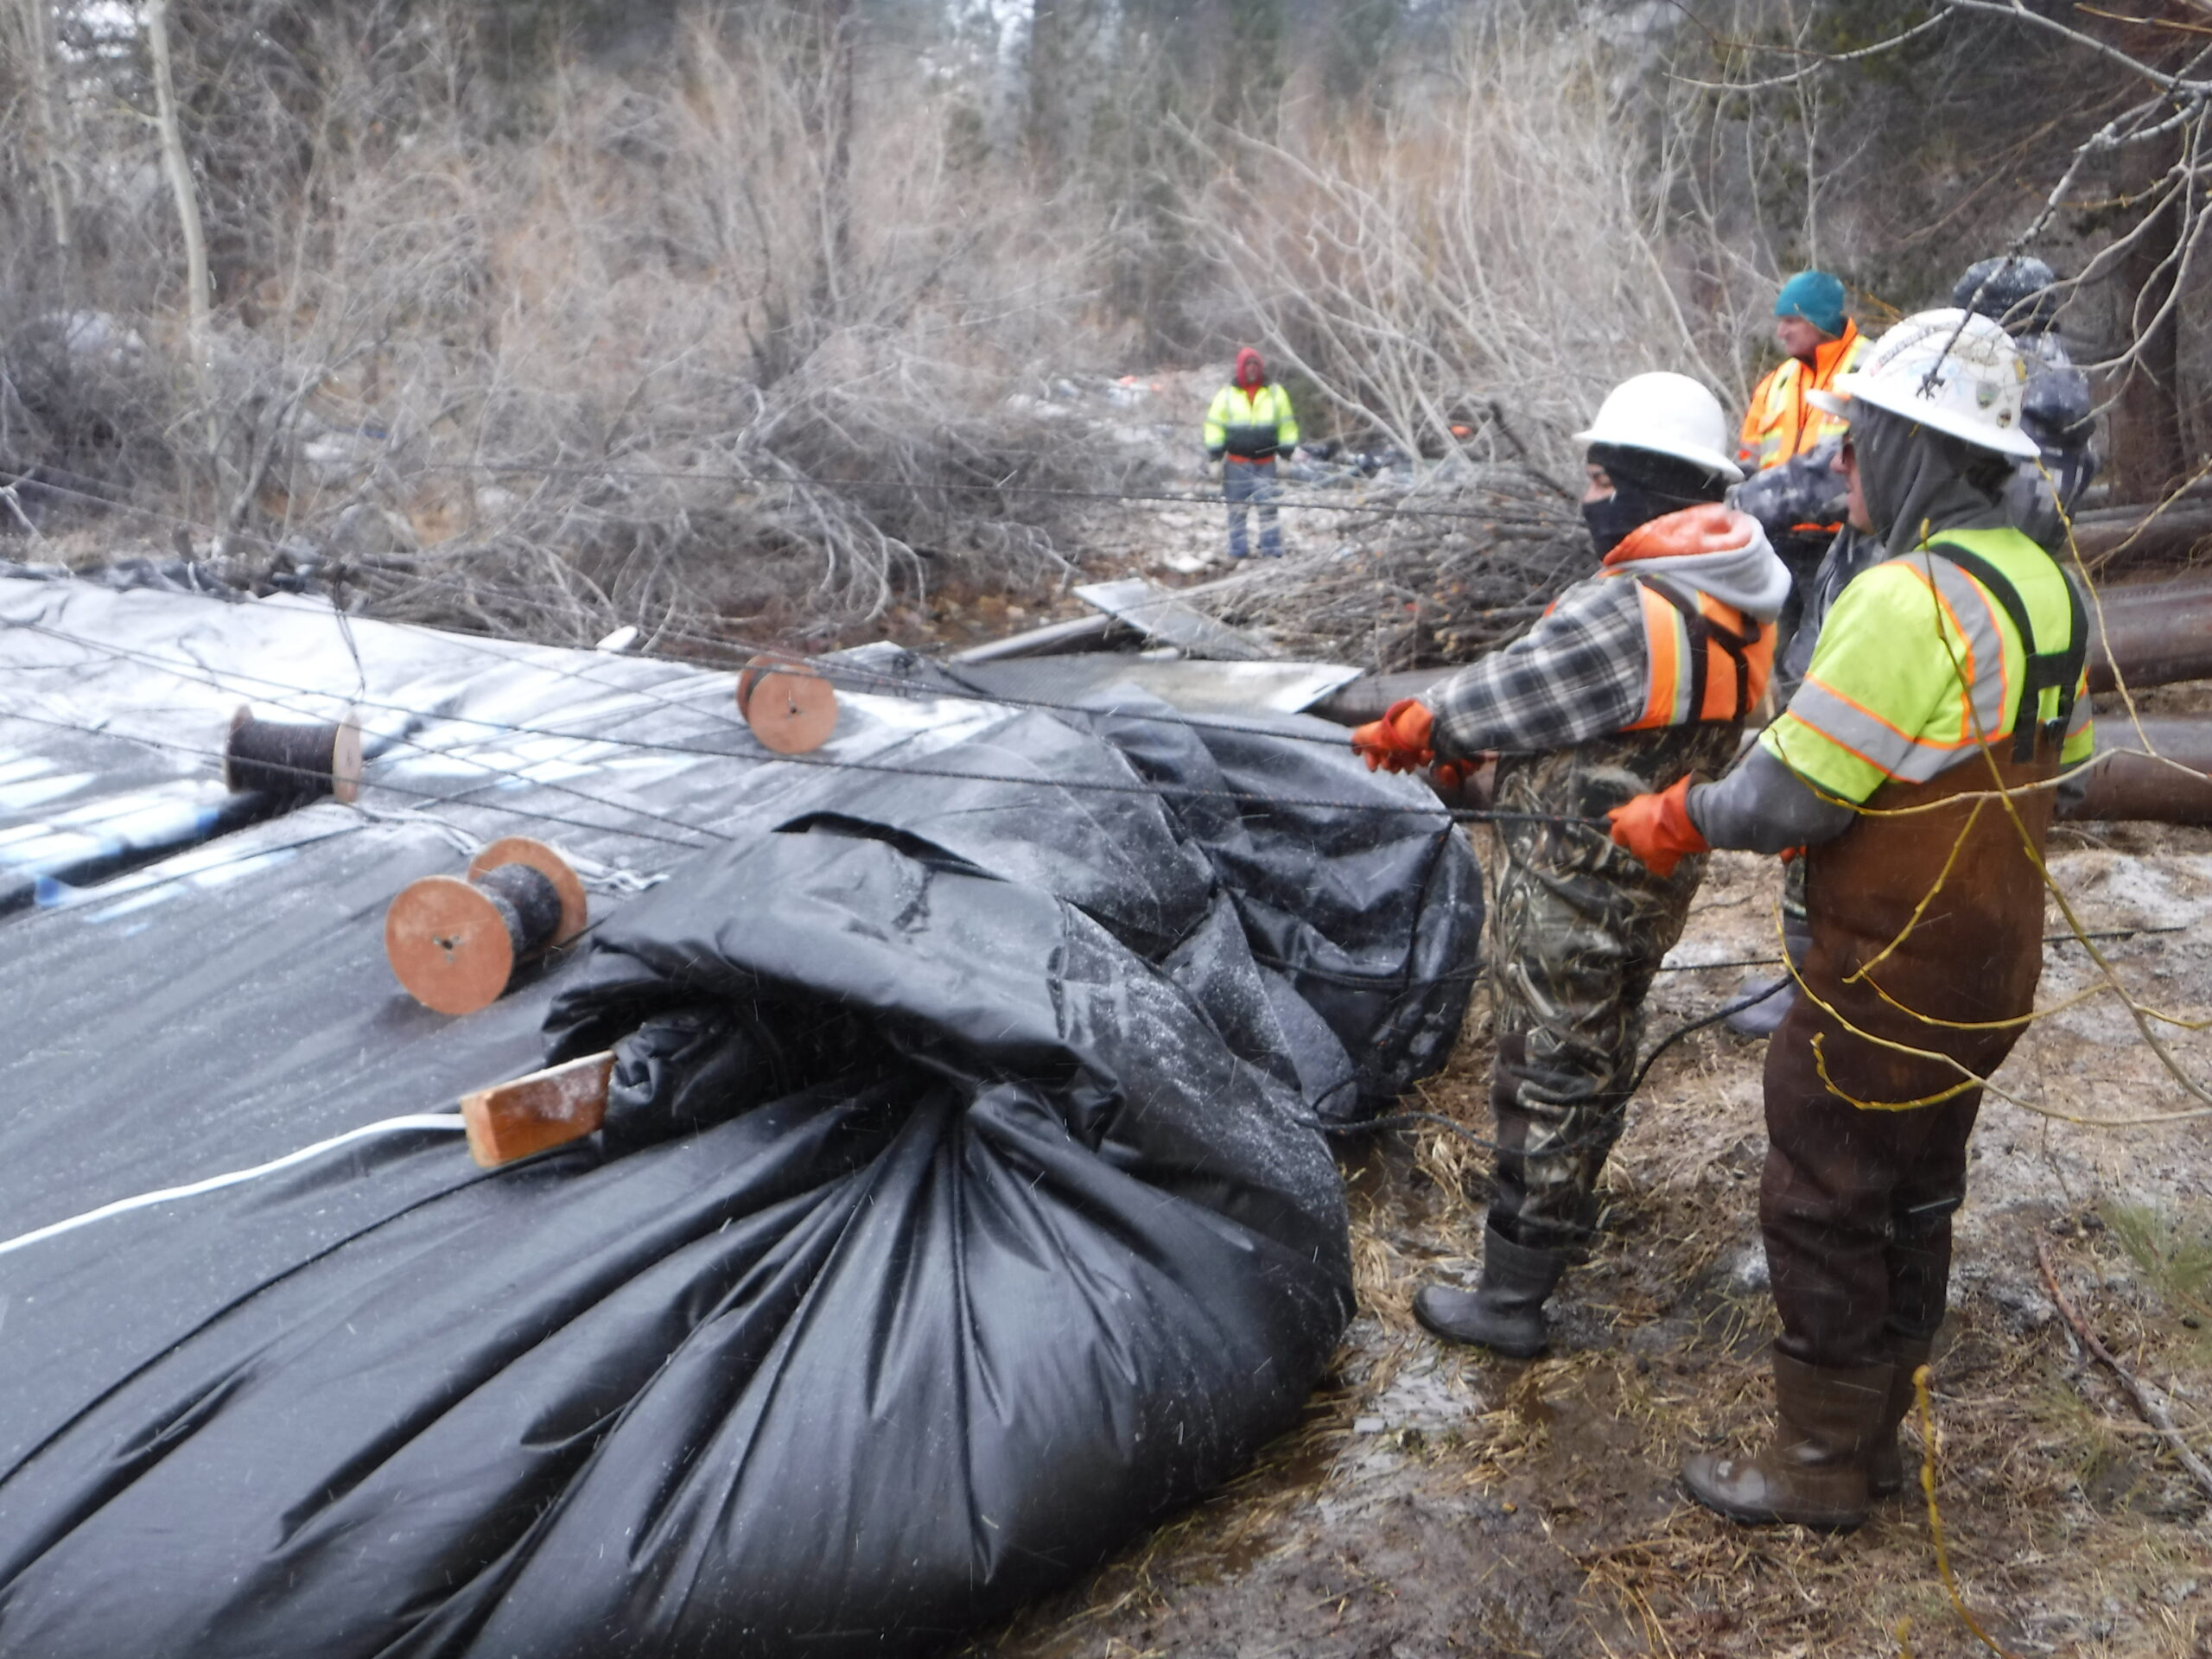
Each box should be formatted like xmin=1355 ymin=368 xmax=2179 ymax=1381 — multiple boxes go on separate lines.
xmin=1760 ymin=1008 xmax=1982 ymax=1369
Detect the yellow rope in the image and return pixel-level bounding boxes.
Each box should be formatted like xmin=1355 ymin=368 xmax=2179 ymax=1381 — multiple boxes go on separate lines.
xmin=1810 ymin=1035 xmax=1983 ymax=1111
xmin=1772 ymin=867 xmax=2212 ymax=1126
xmin=1855 ymin=969 xmax=2116 ymax=1033
xmin=1772 ymin=537 xmax=2212 ymax=1120
xmin=1913 ymin=1366 xmax=2025 ymax=1659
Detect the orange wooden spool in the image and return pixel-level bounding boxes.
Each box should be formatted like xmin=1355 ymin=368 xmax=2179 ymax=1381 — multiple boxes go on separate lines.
xmin=226 ymin=705 xmax=362 ymax=806
xmin=385 ymin=836 xmax=588 ymax=1016
xmin=734 ymin=653 xmax=801 ymax=719
xmin=739 ymin=653 xmax=838 ymax=754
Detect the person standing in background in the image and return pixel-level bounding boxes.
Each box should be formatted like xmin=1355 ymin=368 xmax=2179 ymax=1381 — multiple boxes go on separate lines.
xmin=1738 ymin=270 xmax=1870 ymax=657
xmin=1205 ymin=347 xmax=1300 ymax=560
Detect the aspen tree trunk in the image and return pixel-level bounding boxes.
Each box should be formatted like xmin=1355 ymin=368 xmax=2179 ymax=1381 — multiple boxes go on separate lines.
xmin=146 ymin=0 xmax=213 ymax=355
xmin=19 ymin=0 xmax=73 ymax=256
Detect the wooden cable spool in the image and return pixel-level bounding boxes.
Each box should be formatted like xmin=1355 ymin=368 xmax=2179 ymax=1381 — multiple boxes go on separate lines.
xmin=226 ymin=706 xmax=362 ymax=808
xmin=385 ymin=836 xmax=588 ymax=1016
xmin=736 ymin=652 xmax=838 ymax=754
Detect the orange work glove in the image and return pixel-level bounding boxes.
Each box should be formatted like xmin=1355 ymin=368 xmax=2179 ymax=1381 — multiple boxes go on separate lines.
xmin=1350 ymin=697 xmax=1435 ymax=774
xmin=1605 ymin=775 xmax=1709 ymax=878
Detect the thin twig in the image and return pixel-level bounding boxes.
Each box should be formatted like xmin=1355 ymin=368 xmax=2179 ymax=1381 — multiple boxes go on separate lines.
xmin=2036 ymin=1240 xmax=2212 ymax=1507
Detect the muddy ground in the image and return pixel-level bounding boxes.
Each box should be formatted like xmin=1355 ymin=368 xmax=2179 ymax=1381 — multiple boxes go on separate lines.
xmin=967 ymin=750 xmax=2212 ymax=1658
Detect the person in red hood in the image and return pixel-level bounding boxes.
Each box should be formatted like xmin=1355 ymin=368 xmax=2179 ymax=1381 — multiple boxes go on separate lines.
xmin=1204 ymin=347 xmax=1300 ymax=558
xmin=1352 ymin=372 xmax=1789 ymax=1357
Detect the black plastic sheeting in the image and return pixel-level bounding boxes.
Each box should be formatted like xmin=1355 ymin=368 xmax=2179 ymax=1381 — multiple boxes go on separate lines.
xmin=0 ymin=584 xmax=1478 ymax=1657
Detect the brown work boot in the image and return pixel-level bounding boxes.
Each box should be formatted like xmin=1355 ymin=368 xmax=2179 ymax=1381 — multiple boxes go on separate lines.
xmin=1681 ymin=1353 xmax=1892 ymax=1530
xmin=1412 ymin=1222 xmax=1569 ymax=1359
xmin=1869 ymin=1335 xmax=1936 ymax=1498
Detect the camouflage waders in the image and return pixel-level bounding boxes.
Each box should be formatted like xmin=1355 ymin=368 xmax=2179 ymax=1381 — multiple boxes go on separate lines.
xmin=1486 ymin=721 xmax=1745 ymax=1253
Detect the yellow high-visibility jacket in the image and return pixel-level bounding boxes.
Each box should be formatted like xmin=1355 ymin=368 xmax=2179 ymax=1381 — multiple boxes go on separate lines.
xmin=1204 ymin=384 xmax=1299 ymax=461
xmin=1763 ymin=524 xmax=2094 ymax=804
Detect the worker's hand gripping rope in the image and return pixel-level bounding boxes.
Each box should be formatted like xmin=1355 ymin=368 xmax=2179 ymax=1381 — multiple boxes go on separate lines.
xmin=1350 ymin=697 xmax=1434 ymax=773
xmin=1605 ymin=775 xmax=1709 ymax=877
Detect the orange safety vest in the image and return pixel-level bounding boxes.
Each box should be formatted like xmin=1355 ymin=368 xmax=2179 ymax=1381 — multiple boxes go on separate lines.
xmin=1738 ymin=322 xmax=1868 ymax=474
xmin=1620 ymin=579 xmax=1773 ymax=730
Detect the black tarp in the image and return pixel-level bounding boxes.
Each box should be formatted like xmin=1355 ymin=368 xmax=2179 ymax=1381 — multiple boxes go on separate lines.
xmin=0 ymin=585 xmax=1478 ymax=1656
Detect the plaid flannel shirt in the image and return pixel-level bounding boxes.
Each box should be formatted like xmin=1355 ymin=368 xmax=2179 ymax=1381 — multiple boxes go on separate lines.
xmin=1427 ymin=575 xmax=1651 ymax=759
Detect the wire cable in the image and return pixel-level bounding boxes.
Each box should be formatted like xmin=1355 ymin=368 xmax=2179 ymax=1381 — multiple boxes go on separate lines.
xmin=3 ymin=616 xmax=1610 ymax=828
xmin=2 ymin=621 xmax=734 ymax=847
xmin=0 ymin=702 xmax=714 ymax=852
xmin=0 ymin=483 xmax=1465 ymax=759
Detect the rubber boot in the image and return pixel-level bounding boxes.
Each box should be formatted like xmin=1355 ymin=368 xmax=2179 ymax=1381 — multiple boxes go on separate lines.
xmin=1727 ymin=901 xmax=1811 ymax=1039
xmin=1724 ymin=974 xmax=1796 ymax=1037
xmin=1412 ymin=1222 xmax=1569 ymax=1359
xmin=1681 ymin=1353 xmax=1892 ymax=1530
xmin=1868 ymin=1335 xmax=1936 ymax=1499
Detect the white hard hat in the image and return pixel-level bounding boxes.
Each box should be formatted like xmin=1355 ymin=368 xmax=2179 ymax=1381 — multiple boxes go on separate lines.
xmin=1573 ymin=372 xmax=1744 ymax=484
xmin=1807 ymin=308 xmax=2039 ymax=459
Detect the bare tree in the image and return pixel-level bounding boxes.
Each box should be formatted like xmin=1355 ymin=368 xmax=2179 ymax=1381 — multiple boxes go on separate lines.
xmin=14 ymin=0 xmax=73 ymax=257
xmin=145 ymin=0 xmax=212 ymax=355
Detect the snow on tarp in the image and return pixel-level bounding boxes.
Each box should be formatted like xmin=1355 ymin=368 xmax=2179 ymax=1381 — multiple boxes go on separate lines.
xmin=0 ymin=575 xmax=1478 ymax=1657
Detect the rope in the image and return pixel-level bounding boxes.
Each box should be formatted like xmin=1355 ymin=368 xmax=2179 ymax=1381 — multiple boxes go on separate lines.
xmin=0 ymin=1115 xmax=470 ymax=1259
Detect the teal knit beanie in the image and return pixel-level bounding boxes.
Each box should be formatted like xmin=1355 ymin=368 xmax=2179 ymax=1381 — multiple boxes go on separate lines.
xmin=1773 ymin=270 xmax=1847 ymax=337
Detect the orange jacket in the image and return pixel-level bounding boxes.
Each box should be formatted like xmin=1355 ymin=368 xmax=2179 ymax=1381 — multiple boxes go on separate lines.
xmin=1738 ymin=321 xmax=1868 ymax=474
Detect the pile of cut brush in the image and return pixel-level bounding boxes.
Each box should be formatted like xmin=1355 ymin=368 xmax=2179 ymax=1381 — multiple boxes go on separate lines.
xmin=1185 ymin=465 xmax=1586 ymax=672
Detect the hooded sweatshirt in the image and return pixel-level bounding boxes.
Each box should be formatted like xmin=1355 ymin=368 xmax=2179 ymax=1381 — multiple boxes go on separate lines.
xmin=1853 ymin=401 xmax=2010 ymax=562
xmin=1427 ymin=505 xmax=1789 ymax=760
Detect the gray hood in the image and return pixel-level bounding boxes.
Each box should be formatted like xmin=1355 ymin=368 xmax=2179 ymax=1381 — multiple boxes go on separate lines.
xmin=1603 ymin=505 xmax=1792 ymax=622
xmin=1855 ymin=402 xmax=2009 ymax=559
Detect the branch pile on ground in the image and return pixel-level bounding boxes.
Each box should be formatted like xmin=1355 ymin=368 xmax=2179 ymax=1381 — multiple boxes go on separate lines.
xmin=1186 ymin=470 xmax=1586 ymax=673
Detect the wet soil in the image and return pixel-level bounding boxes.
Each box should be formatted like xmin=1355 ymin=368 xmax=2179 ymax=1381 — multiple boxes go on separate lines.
xmin=969 ymin=825 xmax=2212 ymax=1659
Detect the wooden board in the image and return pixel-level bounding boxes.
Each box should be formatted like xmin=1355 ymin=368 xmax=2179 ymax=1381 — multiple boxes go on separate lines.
xmin=459 ymin=1051 xmax=617 ymax=1167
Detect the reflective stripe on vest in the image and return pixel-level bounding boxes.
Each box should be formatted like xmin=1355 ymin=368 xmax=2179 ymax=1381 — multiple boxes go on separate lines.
xmin=1783 ymin=531 xmax=2082 ymax=784
xmin=1620 ymin=578 xmax=1773 ymax=731
xmin=1924 ymin=537 xmax=2088 ymax=762
xmin=1745 ymin=330 xmax=1869 ymax=471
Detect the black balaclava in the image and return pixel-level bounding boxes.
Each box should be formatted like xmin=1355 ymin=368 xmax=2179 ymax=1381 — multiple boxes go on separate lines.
xmin=1851 ymin=403 xmax=2012 ymax=560
xmin=1583 ymin=442 xmax=1729 ymax=556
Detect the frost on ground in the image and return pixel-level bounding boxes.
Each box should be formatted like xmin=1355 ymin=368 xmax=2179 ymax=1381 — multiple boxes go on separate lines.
xmin=970 ymin=822 xmax=2212 ymax=1659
